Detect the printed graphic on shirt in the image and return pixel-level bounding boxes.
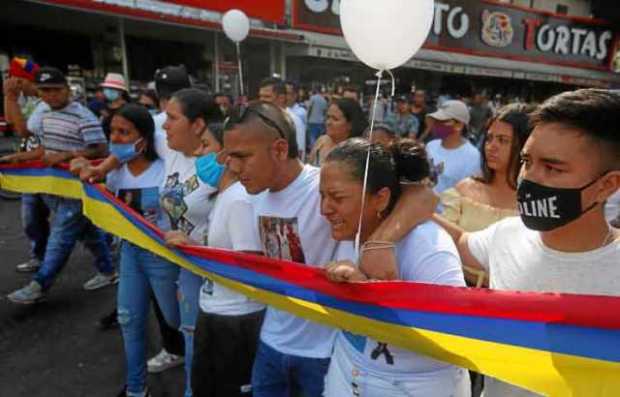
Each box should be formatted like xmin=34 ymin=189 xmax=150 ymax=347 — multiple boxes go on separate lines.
xmin=117 ymin=187 xmax=160 ymax=224
xmin=258 ymin=216 xmax=306 ymax=264
xmin=344 ymin=332 xmax=395 ymax=366
xmin=429 ymin=158 xmax=444 ymax=185
xmin=201 ymin=278 xmax=214 ymax=296
xmin=160 ymin=173 xmax=199 ymax=236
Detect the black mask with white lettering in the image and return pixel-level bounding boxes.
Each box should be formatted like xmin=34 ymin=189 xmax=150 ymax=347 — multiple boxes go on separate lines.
xmin=516 ymin=178 xmax=599 ymax=231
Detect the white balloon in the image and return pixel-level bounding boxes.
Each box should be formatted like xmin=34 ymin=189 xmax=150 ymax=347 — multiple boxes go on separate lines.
xmin=222 ymin=9 xmax=250 ymax=43
xmin=340 ymin=0 xmax=435 ymax=70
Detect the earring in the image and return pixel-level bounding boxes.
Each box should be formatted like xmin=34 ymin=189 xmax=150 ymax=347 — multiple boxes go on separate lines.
xmin=377 ymin=210 xmax=383 ymax=220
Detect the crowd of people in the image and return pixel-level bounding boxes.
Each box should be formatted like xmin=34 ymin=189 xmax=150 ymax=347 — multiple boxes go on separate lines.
xmin=2 ymin=55 xmax=620 ymax=397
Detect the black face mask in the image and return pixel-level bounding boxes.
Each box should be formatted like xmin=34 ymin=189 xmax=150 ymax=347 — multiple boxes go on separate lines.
xmin=516 ymin=177 xmax=601 ymax=232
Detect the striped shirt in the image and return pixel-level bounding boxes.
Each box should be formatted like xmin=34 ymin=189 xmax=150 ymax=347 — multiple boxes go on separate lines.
xmin=30 ymin=101 xmax=106 ymax=153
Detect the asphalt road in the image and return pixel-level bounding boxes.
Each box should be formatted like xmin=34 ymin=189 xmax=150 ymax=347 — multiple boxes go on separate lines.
xmin=0 ymin=198 xmax=185 ymax=397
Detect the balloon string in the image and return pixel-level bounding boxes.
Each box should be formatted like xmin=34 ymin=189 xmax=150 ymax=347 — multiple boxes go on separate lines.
xmin=236 ymin=42 xmax=244 ymax=97
xmin=355 ymin=69 xmax=387 ymax=254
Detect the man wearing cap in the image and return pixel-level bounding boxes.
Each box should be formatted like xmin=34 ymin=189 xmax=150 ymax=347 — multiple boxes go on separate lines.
xmin=426 ymin=100 xmax=481 ymax=194
xmin=2 ymin=57 xmax=52 ymax=273
xmin=5 ymin=67 xmax=116 ymax=304
xmin=100 ymin=72 xmax=129 ymax=139
xmin=385 ymin=95 xmax=419 ymax=139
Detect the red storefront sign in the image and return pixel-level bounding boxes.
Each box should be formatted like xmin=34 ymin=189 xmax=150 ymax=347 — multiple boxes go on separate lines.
xmin=164 ymin=1 xmax=285 ymax=24
xmin=36 ymin=0 xmax=285 ymax=25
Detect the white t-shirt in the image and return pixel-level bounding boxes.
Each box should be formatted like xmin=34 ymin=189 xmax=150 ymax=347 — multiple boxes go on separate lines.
xmin=605 ymin=190 xmax=620 ymax=223
xmin=106 ymin=160 xmax=166 ymax=227
xmin=286 ymin=107 xmax=306 ymax=157
xmin=337 ymin=223 xmax=466 ymax=380
xmin=427 ymin=139 xmax=481 ymax=194
xmin=468 ymin=217 xmax=620 ymax=397
xmin=198 ymin=182 xmax=265 ymax=316
xmin=255 ymin=164 xmax=339 ymax=358
xmin=154 ymin=116 xmax=217 ymax=242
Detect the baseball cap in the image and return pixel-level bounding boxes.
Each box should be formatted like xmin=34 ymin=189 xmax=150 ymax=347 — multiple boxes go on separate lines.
xmin=372 ymin=122 xmax=396 ymax=136
xmin=9 ymin=57 xmax=40 ymax=82
xmin=154 ymin=65 xmax=191 ymax=98
xmin=100 ymin=73 xmax=128 ymax=92
xmin=34 ymin=67 xmax=67 ymax=88
xmin=428 ymin=100 xmax=470 ymax=125
xmin=395 ymin=95 xmax=410 ymax=103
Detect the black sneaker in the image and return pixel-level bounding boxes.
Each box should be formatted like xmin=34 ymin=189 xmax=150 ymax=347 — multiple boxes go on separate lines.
xmin=97 ymin=309 xmax=119 ymax=330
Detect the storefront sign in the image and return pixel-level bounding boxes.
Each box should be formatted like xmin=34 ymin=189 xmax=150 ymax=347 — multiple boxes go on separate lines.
xmin=164 ymin=0 xmax=285 ymax=24
xmin=37 ymin=0 xmax=285 ymax=25
xmin=292 ymin=0 xmax=618 ymax=71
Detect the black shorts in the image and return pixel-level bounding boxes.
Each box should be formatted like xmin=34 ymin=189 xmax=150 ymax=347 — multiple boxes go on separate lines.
xmin=192 ymin=309 xmax=265 ymax=397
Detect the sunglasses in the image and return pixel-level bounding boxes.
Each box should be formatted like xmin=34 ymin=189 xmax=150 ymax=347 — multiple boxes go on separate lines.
xmin=225 ymin=104 xmax=289 ymax=140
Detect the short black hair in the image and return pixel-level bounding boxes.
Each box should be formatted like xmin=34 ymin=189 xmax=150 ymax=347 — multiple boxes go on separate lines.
xmin=225 ymin=101 xmax=299 ymax=159
xmin=325 ymin=138 xmax=430 ymax=213
xmin=530 ymin=89 xmax=620 ymax=171
xmin=116 ymin=103 xmax=158 ymax=162
xmin=171 ymin=88 xmax=223 ymax=124
xmin=259 ymin=77 xmax=286 ymax=96
xmin=331 ymin=98 xmax=368 ymax=139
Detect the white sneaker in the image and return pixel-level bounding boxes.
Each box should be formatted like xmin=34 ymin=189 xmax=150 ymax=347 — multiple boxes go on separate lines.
xmin=15 ymin=258 xmax=42 ymax=273
xmin=7 ymin=281 xmax=45 ymax=304
xmin=83 ymin=272 xmax=119 ymax=291
xmin=147 ymin=349 xmax=184 ymax=373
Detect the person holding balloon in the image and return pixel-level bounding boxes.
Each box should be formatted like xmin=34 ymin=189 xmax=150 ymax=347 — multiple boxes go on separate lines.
xmin=321 ymin=139 xmax=470 ymax=397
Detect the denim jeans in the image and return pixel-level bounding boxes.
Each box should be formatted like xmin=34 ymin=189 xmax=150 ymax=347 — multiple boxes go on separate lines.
xmin=117 ymin=241 xmax=180 ymax=395
xmin=178 ymin=268 xmax=203 ymax=397
xmin=251 ymin=340 xmax=331 ymax=397
xmin=21 ymin=193 xmax=50 ymax=261
xmin=308 ymin=123 xmax=326 ymax=149
xmin=33 ymin=195 xmax=113 ymax=290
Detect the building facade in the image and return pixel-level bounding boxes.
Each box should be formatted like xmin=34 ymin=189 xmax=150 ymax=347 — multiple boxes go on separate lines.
xmin=1 ymin=0 xmax=619 ymax=101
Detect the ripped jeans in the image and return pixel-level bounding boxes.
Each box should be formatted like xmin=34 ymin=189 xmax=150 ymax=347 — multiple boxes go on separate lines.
xmin=117 ymin=241 xmax=180 ymax=396
xmin=178 ymin=268 xmax=203 ymax=397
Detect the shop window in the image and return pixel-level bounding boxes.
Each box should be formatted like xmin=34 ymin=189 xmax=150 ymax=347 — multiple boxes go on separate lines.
xmin=556 ymin=4 xmax=569 ymax=15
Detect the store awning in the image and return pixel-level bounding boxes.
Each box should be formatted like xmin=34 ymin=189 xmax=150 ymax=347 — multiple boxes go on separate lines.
xmin=292 ymin=32 xmax=620 ymax=88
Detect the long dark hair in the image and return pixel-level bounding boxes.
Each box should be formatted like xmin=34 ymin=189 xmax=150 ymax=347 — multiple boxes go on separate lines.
xmin=331 ymin=98 xmax=368 ymax=139
xmin=477 ymin=103 xmax=533 ymax=189
xmin=115 ymin=103 xmax=158 ymax=161
xmin=325 ymin=138 xmax=430 ymax=214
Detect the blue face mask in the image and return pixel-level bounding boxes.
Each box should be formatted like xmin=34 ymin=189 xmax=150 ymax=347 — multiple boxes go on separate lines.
xmin=196 ymin=152 xmax=225 ymax=187
xmin=109 ymin=139 xmax=143 ymax=163
xmin=103 ymin=88 xmax=121 ymax=102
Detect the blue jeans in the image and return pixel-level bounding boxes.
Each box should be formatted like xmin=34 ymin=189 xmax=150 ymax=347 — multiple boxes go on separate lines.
xmin=117 ymin=241 xmax=180 ymax=395
xmin=33 ymin=195 xmax=113 ymax=290
xmin=308 ymin=123 xmax=326 ymax=149
xmin=251 ymin=340 xmax=331 ymax=397
xmin=179 ymin=268 xmax=203 ymax=397
xmin=21 ymin=193 xmax=50 ymax=261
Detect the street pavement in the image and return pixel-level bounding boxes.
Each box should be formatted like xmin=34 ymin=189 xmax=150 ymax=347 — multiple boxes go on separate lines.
xmin=0 ymin=198 xmax=185 ymax=397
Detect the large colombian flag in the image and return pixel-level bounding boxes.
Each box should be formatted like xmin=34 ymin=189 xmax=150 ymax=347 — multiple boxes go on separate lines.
xmin=1 ymin=162 xmax=619 ymax=396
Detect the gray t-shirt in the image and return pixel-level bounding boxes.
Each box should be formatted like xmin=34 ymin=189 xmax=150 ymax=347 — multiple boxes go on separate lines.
xmin=307 ymin=94 xmax=328 ymax=124
xmin=468 ymin=216 xmax=620 ymax=397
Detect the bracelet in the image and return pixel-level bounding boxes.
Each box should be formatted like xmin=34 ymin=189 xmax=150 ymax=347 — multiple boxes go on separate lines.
xmin=361 ymin=245 xmax=396 ymax=253
xmin=361 ymin=240 xmax=396 ymax=253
